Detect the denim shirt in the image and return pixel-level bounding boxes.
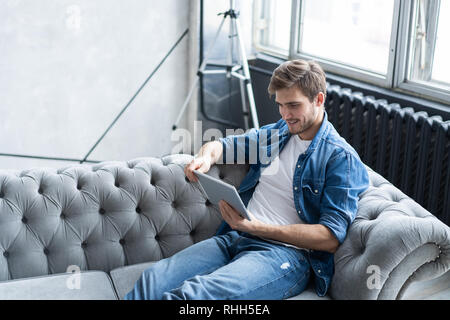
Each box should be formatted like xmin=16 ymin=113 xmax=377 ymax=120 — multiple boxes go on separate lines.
xmin=217 ymin=111 xmax=370 ymax=297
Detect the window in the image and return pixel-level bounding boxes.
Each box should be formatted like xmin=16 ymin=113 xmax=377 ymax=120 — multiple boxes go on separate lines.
xmin=397 ymin=0 xmax=450 ymax=102
xmin=432 ymin=1 xmax=450 ymax=85
xmin=299 ymin=0 xmax=395 ymax=75
xmin=253 ymin=0 xmax=292 ymax=55
xmin=253 ymin=0 xmax=450 ymax=105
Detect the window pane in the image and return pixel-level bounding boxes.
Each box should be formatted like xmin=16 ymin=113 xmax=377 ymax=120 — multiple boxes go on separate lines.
xmin=431 ymin=1 xmax=450 ymax=85
xmin=408 ymin=0 xmax=450 ymax=89
xmin=254 ymin=0 xmax=292 ymax=53
xmin=299 ymin=0 xmax=395 ymax=74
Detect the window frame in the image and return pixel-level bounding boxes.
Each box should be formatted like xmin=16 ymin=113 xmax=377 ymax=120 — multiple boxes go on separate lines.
xmin=253 ymin=0 xmax=450 ymax=106
xmin=393 ymin=0 xmax=450 ymax=104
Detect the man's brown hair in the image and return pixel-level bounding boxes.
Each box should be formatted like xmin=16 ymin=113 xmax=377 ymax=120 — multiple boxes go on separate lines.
xmin=268 ymin=59 xmax=327 ymax=103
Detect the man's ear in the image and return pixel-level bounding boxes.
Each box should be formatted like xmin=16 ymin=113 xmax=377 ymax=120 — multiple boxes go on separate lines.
xmin=316 ymin=92 xmax=325 ymax=107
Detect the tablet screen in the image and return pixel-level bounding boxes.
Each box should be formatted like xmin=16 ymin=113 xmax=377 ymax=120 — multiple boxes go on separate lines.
xmin=193 ymin=170 xmax=251 ymax=220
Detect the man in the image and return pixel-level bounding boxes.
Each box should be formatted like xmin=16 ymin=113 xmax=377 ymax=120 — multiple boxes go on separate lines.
xmin=124 ymin=59 xmax=369 ymax=300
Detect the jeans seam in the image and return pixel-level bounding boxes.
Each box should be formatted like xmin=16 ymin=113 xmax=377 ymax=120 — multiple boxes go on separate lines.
xmin=225 ymin=263 xmax=304 ymax=300
xmin=282 ymin=268 xmax=309 ymax=299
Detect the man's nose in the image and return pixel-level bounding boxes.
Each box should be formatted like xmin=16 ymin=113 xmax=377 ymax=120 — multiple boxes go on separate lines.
xmin=279 ymin=106 xmax=289 ymax=119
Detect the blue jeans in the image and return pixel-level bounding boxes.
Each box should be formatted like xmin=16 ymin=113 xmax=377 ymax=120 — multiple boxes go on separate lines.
xmin=124 ymin=231 xmax=311 ymax=300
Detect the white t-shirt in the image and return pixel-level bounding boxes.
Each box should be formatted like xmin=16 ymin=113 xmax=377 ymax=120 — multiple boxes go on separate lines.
xmin=247 ymin=135 xmax=311 ymax=246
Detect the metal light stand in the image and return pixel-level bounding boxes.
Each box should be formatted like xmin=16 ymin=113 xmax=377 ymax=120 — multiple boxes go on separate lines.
xmin=172 ymin=0 xmax=260 ymax=131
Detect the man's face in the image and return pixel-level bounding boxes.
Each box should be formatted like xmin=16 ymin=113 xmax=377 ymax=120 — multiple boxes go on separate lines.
xmin=275 ymin=86 xmax=323 ymax=137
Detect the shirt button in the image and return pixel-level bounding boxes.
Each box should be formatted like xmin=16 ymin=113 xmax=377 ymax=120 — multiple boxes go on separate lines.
xmin=318 ymin=269 xmax=321 ymax=273
xmin=297 ymin=165 xmax=301 ymax=168
xmin=314 ymin=189 xmax=319 ymax=194
xmin=294 ymin=187 xmax=298 ymax=191
xmin=298 ymin=210 xmax=301 ymax=214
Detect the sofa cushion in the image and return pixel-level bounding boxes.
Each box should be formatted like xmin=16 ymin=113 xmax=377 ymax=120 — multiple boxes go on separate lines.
xmin=286 ymin=282 xmax=331 ymax=300
xmin=0 ymin=270 xmax=117 ymax=300
xmin=110 ymin=261 xmax=156 ymax=299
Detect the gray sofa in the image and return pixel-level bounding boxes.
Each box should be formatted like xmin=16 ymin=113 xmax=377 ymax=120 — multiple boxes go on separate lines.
xmin=0 ymin=154 xmax=449 ymax=300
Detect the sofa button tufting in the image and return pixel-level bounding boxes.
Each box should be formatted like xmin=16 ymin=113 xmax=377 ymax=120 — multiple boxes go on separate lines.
xmin=81 ymin=241 xmax=87 ymax=248
xmin=119 ymin=239 xmax=125 ymax=245
xmin=136 ymin=207 xmax=142 ymax=214
xmin=205 ymin=199 xmax=211 ymax=206
xmin=115 ymin=181 xmax=120 ymax=188
xmin=43 ymin=248 xmax=49 ymax=255
xmin=38 ymin=188 xmax=43 ymax=194
xmin=219 ymin=174 xmax=225 ymax=179
xmin=60 ymin=213 xmax=65 ymax=219
xmin=99 ymin=208 xmax=106 ymax=215
xmin=3 ymin=251 xmax=9 ymax=258
xmin=155 ymin=235 xmax=160 ymax=241
xmin=21 ymin=216 xmax=28 ymax=224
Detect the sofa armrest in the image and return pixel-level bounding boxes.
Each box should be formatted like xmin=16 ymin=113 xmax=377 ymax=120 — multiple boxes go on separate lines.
xmin=330 ymin=167 xmax=450 ymax=300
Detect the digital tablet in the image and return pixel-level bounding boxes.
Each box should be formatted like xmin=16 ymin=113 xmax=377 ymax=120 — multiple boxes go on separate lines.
xmin=193 ymin=170 xmax=251 ymax=220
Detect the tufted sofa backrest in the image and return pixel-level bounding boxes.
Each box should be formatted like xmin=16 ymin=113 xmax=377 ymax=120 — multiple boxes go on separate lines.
xmin=0 ymin=155 xmax=248 ymax=281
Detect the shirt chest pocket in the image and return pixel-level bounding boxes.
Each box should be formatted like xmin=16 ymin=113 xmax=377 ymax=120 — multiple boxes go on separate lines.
xmin=302 ymin=180 xmax=324 ymax=195
xmin=302 ymin=180 xmax=324 ymax=209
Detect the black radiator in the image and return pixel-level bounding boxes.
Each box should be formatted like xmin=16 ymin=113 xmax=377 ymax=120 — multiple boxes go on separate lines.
xmin=326 ymin=84 xmax=450 ymax=226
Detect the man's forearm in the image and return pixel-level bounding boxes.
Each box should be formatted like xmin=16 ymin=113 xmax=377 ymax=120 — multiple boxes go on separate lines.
xmin=253 ymin=223 xmax=339 ymax=253
xmin=197 ymin=141 xmax=223 ymax=164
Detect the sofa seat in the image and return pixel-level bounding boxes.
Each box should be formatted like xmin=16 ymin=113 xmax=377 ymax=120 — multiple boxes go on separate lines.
xmin=109 ymin=261 xmax=331 ymax=300
xmin=0 ymin=271 xmax=118 ymax=300
xmin=109 ymin=260 xmax=450 ymax=300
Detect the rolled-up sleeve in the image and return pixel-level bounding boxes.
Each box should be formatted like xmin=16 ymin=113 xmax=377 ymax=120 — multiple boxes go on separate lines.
xmin=319 ymin=151 xmax=369 ymax=244
xmin=218 ymin=128 xmax=258 ymax=165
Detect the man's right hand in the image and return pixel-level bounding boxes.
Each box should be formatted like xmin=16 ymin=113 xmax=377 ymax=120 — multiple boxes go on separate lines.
xmin=184 ymin=156 xmax=212 ymax=182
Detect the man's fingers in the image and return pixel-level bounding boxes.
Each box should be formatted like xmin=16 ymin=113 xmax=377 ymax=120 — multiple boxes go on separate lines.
xmin=184 ymin=159 xmax=201 ymax=182
xmin=219 ymin=201 xmax=234 ymax=225
xmin=220 ymin=201 xmax=241 ymax=221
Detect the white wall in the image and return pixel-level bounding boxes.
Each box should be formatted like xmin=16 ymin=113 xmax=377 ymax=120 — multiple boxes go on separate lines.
xmin=0 ymin=0 xmax=196 ymax=169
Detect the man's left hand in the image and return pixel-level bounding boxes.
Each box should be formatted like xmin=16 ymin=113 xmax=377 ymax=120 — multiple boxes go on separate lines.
xmin=218 ymin=200 xmax=266 ymax=234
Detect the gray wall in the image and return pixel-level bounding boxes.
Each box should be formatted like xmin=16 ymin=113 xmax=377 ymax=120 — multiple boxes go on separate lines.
xmin=0 ymin=0 xmax=196 ymax=170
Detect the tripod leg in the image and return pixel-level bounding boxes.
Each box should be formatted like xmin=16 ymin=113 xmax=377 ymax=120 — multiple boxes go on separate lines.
xmin=172 ymin=16 xmax=228 ymax=130
xmin=199 ymin=15 xmax=228 ymax=72
xmin=238 ymin=78 xmax=249 ymax=131
xmin=228 ymin=15 xmax=250 ymax=131
xmin=234 ymin=18 xmax=260 ymax=129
